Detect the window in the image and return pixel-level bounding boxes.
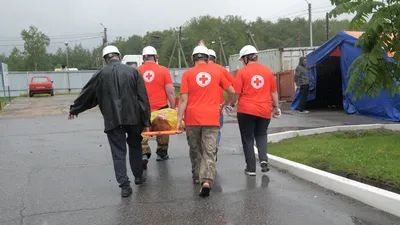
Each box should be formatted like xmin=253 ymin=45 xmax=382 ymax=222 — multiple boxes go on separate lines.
xmin=32 ymin=77 xmax=49 ymax=83
xmin=126 ymin=62 xmax=138 ymax=68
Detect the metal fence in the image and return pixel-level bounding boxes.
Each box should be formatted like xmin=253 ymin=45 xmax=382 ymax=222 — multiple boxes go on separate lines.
xmin=0 ymin=68 xmax=189 ymax=97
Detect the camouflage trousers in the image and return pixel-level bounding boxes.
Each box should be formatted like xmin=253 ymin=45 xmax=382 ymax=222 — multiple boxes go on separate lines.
xmin=186 ymin=126 xmax=219 ymax=184
xmin=141 ymin=134 xmax=169 ymax=158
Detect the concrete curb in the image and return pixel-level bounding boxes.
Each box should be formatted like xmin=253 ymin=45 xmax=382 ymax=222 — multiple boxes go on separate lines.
xmin=255 ymin=124 xmax=400 ymax=218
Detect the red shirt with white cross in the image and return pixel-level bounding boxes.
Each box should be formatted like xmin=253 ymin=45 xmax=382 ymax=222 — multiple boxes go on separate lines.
xmin=233 ymin=62 xmax=277 ymax=119
xmin=137 ymin=62 xmax=173 ymax=112
xmin=180 ymin=63 xmax=231 ymax=126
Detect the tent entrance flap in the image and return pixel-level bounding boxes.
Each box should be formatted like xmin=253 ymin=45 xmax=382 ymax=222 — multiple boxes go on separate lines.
xmin=308 ymin=56 xmax=343 ymax=110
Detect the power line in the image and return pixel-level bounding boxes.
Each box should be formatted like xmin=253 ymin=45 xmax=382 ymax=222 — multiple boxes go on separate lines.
xmin=264 ymin=4 xmax=334 ymax=21
xmin=0 ymin=36 xmax=102 ymax=47
xmin=0 ymin=32 xmax=103 ymax=41
xmin=265 ymin=10 xmax=308 ymax=21
xmin=313 ymin=9 xmax=333 ymax=14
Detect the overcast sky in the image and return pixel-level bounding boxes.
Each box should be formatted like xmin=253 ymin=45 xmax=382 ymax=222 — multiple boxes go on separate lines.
xmin=0 ymin=0 xmax=353 ymax=55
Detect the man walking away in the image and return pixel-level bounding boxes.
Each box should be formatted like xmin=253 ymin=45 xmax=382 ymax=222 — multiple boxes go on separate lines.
xmin=176 ymin=46 xmax=235 ymax=197
xmin=207 ymin=49 xmax=235 ymax=161
xmin=294 ymin=56 xmax=310 ymax=113
xmin=137 ymin=46 xmax=176 ymax=169
xmin=232 ymin=45 xmax=281 ymax=176
xmin=68 ymin=45 xmax=150 ymax=197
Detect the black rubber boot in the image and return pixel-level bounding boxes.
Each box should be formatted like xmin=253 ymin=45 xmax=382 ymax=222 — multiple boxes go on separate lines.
xmin=121 ymin=187 xmax=132 ymax=197
xmin=135 ymin=176 xmax=146 ymax=185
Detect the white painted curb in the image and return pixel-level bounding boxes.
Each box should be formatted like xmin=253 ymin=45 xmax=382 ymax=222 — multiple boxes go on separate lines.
xmin=255 ymin=124 xmax=400 ymax=218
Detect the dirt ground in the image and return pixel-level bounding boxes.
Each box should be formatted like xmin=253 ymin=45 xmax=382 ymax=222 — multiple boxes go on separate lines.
xmin=0 ymin=95 xmax=99 ymax=118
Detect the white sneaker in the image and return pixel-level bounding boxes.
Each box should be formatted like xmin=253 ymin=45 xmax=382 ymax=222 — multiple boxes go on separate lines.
xmin=260 ymin=161 xmax=270 ymax=173
xmin=298 ymin=110 xmax=310 ymax=114
xmin=244 ymin=169 xmax=256 ymax=176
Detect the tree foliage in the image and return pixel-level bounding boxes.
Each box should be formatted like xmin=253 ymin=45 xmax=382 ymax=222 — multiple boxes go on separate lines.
xmin=3 ymin=16 xmax=351 ymax=71
xmin=7 ymin=48 xmax=25 ymax=71
xmin=330 ymin=0 xmax=400 ymax=99
xmin=0 ymin=53 xmax=7 ymax=63
xmin=21 ymin=26 xmax=51 ymax=71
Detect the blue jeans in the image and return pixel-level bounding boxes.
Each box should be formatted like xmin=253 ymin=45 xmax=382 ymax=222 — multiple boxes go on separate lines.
xmin=217 ymin=113 xmax=224 ymax=146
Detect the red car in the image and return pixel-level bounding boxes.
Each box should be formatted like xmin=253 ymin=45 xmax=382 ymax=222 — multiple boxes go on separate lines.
xmin=29 ymin=76 xmax=54 ymax=97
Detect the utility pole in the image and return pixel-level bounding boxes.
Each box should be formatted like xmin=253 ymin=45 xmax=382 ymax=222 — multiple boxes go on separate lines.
xmin=168 ymin=27 xmax=188 ymax=68
xmin=326 ymin=12 xmax=330 ymax=40
xmin=177 ymin=27 xmax=188 ymax=68
xmin=64 ymin=42 xmax=70 ymax=93
xmin=101 ymin=23 xmax=108 ymax=47
xmin=100 ymin=23 xmax=108 ymax=66
xmin=306 ymin=1 xmax=313 ymax=47
xmin=297 ymin=32 xmax=301 ymax=47
xmin=178 ymin=26 xmax=181 ymax=68
xmin=219 ymin=45 xmax=222 ymax=65
xmin=168 ymin=37 xmax=178 ymax=68
xmin=246 ymin=28 xmax=259 ymax=50
xmin=218 ymin=36 xmax=228 ymax=66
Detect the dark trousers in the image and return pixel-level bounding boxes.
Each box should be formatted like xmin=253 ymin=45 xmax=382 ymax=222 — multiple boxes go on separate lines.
xmin=237 ymin=113 xmax=271 ymax=172
xmin=142 ymin=105 xmax=170 ymax=158
xmin=106 ymin=125 xmax=143 ymax=188
xmin=299 ymin=84 xmax=309 ymax=111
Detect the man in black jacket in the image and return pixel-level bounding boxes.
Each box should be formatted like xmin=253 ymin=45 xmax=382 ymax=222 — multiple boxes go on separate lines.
xmin=68 ymin=45 xmax=151 ymax=197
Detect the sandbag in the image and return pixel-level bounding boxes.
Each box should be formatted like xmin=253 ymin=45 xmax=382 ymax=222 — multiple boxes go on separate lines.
xmin=150 ymin=108 xmax=185 ymax=131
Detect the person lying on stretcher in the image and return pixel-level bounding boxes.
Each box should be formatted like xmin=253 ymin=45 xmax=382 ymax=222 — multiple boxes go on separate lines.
xmin=142 ymin=108 xmax=185 ymax=136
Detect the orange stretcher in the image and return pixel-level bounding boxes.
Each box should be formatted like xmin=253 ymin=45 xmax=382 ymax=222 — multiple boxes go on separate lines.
xmin=142 ymin=130 xmax=184 ymax=137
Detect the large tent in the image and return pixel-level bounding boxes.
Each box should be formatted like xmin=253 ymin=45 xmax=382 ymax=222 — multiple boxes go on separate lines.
xmin=290 ymin=30 xmax=400 ymax=122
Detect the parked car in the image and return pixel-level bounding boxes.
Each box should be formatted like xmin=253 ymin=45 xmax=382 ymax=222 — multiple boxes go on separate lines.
xmin=29 ymin=76 xmax=54 ymax=97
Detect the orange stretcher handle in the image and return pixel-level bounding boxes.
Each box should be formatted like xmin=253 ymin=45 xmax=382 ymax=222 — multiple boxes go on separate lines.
xmin=142 ymin=130 xmax=184 ymax=136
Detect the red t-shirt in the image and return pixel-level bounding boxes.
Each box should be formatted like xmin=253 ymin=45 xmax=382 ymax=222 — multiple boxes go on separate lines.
xmin=233 ymin=63 xmax=277 ymax=119
xmin=137 ymin=62 xmax=173 ymax=112
xmin=208 ymin=62 xmax=235 ymax=104
xmin=180 ymin=63 xmax=231 ymax=126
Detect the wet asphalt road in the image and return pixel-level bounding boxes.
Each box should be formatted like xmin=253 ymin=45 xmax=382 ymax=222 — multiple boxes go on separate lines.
xmin=1 ymin=96 xmax=400 ymax=225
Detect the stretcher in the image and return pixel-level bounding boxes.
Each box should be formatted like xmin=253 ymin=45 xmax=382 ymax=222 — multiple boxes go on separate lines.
xmin=141 ymin=106 xmax=185 ymax=137
xmin=142 ymin=130 xmax=183 ymax=136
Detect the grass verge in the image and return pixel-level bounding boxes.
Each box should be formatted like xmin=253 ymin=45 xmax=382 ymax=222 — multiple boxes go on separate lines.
xmin=0 ymin=96 xmax=17 ymax=110
xmin=268 ymin=129 xmax=400 ymax=193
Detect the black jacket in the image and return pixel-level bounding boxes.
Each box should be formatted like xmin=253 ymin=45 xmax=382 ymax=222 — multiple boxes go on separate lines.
xmin=69 ymin=59 xmax=151 ymax=132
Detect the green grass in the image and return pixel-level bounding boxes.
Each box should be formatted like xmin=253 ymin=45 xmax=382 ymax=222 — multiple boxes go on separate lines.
xmin=0 ymin=96 xmax=17 ymax=110
xmin=268 ymin=129 xmax=400 ymax=190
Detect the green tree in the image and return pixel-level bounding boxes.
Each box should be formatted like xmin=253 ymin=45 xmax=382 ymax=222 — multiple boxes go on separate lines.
xmin=69 ymin=44 xmax=92 ymax=69
xmin=21 ymin=26 xmax=51 ymax=71
xmin=48 ymin=48 xmax=66 ymax=69
xmin=3 ymin=17 xmax=352 ymax=71
xmin=7 ymin=47 xmax=26 ymax=71
xmin=330 ymin=0 xmax=400 ymax=99
xmin=0 ymin=53 xmax=7 ymax=63
xmin=110 ymin=35 xmax=143 ymax=56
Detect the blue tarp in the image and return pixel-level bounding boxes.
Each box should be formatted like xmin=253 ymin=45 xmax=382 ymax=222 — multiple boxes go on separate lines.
xmin=290 ymin=31 xmax=400 ymax=122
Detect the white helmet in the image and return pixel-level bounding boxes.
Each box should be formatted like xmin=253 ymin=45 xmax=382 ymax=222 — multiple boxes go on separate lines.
xmin=142 ymin=46 xmax=157 ymax=56
xmin=238 ymin=45 xmax=258 ymax=60
xmin=102 ymin=45 xmax=121 ymax=58
xmin=208 ymin=49 xmax=217 ymax=58
xmin=192 ymin=45 xmax=209 ymax=56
